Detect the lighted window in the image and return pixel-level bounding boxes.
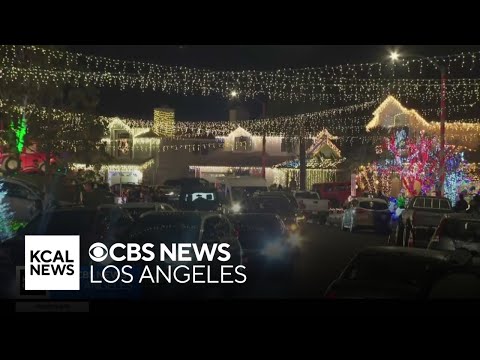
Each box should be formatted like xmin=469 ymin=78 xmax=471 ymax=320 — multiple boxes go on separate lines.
xmin=234 ymin=136 xmax=252 ymax=151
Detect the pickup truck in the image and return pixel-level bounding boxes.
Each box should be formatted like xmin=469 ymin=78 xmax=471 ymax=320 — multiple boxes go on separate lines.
xmin=292 ymin=191 xmax=329 ymax=224
xmin=397 ymin=196 xmax=452 ymax=247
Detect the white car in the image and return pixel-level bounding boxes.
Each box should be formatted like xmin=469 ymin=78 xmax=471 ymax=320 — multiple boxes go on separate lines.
xmin=292 ymin=191 xmax=329 ymax=224
xmin=341 ymin=197 xmax=390 ymax=233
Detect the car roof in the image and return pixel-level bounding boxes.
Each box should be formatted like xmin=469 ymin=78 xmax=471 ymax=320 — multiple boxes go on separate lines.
xmin=412 ymin=196 xmax=449 ymax=200
xmin=1 ymin=176 xmax=43 ymax=191
xmin=358 ymin=246 xmax=471 ymax=265
xmin=121 ymin=202 xmax=171 ymax=208
xmin=139 ymin=210 xmax=220 ymax=218
xmin=228 ymin=213 xmax=280 ymax=218
xmin=352 ymin=197 xmax=387 ymax=203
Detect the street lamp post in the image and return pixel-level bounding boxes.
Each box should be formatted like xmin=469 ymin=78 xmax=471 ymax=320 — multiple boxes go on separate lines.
xmin=389 ymin=51 xmax=447 ymax=196
xmin=230 ymin=91 xmax=267 ymax=180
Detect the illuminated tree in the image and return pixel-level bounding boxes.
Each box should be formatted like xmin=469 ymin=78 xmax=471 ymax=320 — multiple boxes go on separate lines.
xmin=381 ymin=130 xmax=459 ymax=196
xmin=0 ymin=46 xmax=106 ymax=174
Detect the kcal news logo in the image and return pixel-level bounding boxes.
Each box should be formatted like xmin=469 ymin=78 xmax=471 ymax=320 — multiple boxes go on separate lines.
xmin=25 ymin=236 xmax=80 ymax=291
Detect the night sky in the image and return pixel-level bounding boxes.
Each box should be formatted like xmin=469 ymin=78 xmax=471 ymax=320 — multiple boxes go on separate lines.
xmin=67 ymin=45 xmax=480 ymax=121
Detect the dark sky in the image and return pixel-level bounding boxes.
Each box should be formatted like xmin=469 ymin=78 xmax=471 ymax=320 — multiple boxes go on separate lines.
xmin=67 ymin=45 xmax=480 ymax=121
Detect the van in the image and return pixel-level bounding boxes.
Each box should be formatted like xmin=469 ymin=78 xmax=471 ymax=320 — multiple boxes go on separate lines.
xmin=220 ymin=176 xmax=268 ymax=211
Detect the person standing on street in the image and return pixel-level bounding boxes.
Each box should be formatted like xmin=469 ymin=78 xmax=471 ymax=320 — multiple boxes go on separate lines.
xmin=454 ymin=193 xmax=468 ymax=212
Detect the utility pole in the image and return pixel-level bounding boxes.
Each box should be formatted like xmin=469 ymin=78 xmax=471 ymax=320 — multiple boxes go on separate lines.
xmin=439 ymin=65 xmax=447 ymax=196
xmin=299 ymin=117 xmax=306 ymax=191
xmin=261 ymin=101 xmax=267 ymax=180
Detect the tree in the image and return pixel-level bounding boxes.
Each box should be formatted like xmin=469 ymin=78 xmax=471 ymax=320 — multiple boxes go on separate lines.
xmin=380 ymin=130 xmax=459 ymax=196
xmin=0 ymin=46 xmax=107 ymax=175
xmin=0 ymin=182 xmax=14 ymax=240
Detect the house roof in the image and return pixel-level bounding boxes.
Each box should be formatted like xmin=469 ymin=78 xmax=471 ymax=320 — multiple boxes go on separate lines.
xmin=134 ymin=130 xmax=161 ymax=138
xmin=366 ymin=96 xmax=480 ymax=150
xmin=189 ymin=152 xmax=294 ymax=167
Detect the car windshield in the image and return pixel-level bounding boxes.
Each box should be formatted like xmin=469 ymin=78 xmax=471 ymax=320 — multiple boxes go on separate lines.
xmin=129 ymin=213 xmax=201 ymax=244
xmin=229 ymin=215 xmax=284 ymax=249
xmin=295 ymin=192 xmax=319 ymax=200
xmin=358 ymin=201 xmax=388 ymax=210
xmin=231 ymin=186 xmax=266 ymax=201
xmin=178 ymin=191 xmax=219 ymax=211
xmin=122 ymin=206 xmax=156 ymax=220
xmin=346 ymin=254 xmax=438 ymax=287
xmin=444 ymin=219 xmax=480 ymax=243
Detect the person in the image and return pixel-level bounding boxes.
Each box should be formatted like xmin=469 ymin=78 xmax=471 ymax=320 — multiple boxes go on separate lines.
xmin=289 ymin=179 xmax=297 ymax=191
xmin=278 ymin=184 xmax=283 ymax=191
xmin=376 ymin=190 xmax=388 ymax=203
xmin=81 ymin=181 xmax=115 ymax=208
xmin=454 ymin=193 xmax=468 ymax=212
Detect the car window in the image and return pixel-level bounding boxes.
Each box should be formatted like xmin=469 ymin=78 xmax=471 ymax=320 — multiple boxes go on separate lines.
xmin=444 ymin=220 xmax=480 ymax=243
xmin=2 ymin=182 xmax=32 ymax=199
xmin=413 ymin=198 xmax=425 ymax=208
xmin=203 ymin=216 xmax=230 ymax=242
xmin=440 ymin=199 xmax=450 ymax=209
xmin=359 ymin=201 xmax=388 ymax=210
xmin=344 ymin=255 xmax=433 ymax=286
xmin=295 ymin=192 xmax=319 ymax=200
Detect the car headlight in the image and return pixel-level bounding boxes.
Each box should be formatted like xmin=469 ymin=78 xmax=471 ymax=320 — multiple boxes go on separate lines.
xmin=261 ymin=242 xmax=287 ymax=259
xmin=289 ymin=223 xmax=299 ymax=232
xmin=296 ymin=214 xmax=306 ymax=221
xmin=231 ymin=203 xmax=242 ymax=213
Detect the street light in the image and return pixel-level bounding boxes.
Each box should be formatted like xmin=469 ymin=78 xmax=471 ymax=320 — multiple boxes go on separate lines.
xmin=229 ymin=90 xmax=267 ymax=179
xmin=389 ymin=51 xmax=447 ymax=196
xmin=389 ymin=51 xmax=400 ymax=62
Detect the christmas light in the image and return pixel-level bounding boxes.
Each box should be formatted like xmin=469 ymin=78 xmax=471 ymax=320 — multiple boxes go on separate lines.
xmin=153 ymin=107 xmax=175 ymax=137
xmin=71 ymin=158 xmax=155 ymax=172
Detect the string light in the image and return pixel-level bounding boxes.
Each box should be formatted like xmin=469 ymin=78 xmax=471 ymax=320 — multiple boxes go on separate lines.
xmin=71 ymin=159 xmax=155 ymax=172
xmin=153 ymin=107 xmax=175 ymax=137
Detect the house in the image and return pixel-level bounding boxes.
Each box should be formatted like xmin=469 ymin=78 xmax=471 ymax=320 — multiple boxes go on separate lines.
xmin=366 ymin=95 xmax=480 ymax=151
xmin=361 ymin=95 xmax=480 ymax=198
xmin=72 ymin=106 xmax=347 ymax=188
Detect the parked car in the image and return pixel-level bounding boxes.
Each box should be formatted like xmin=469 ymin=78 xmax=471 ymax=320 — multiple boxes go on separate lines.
xmin=398 ymin=196 xmax=452 ymax=246
xmin=120 ymin=202 xmax=176 ymax=220
xmin=341 ymin=197 xmax=390 ymax=233
xmin=292 ymin=191 xmax=329 ymax=224
xmin=127 ymin=211 xmax=242 ymax=298
xmin=227 ymin=213 xmax=296 ymax=268
xmin=220 ymin=176 xmax=269 ymax=210
xmin=247 ymin=193 xmax=302 ymax=233
xmin=164 ymin=177 xmax=210 ymax=189
xmin=177 ymin=186 xmax=223 ymax=212
xmin=0 ymin=206 xmax=134 ymax=266
xmin=428 ymin=214 xmax=480 ymax=255
xmin=325 ymin=246 xmax=474 ymax=299
xmin=129 ymin=211 xmax=242 ymax=265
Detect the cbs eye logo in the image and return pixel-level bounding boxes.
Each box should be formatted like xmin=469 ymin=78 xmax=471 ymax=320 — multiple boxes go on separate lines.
xmin=89 ymin=243 xmax=109 ymax=262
